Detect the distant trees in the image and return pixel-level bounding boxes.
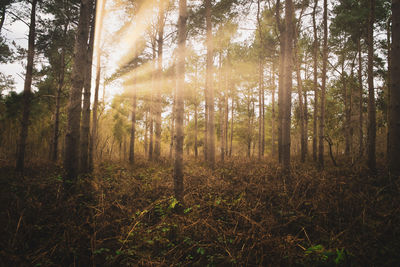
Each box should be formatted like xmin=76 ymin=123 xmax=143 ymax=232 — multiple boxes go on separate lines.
xmin=0 ymin=0 xmax=397 ymax=181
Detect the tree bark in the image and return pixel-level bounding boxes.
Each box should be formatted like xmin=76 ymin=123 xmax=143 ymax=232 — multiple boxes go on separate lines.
xmin=367 ymin=0 xmax=376 ymax=172
xmin=271 ymin=61 xmax=276 ymax=158
xmin=129 ymin=72 xmax=137 ymax=165
xmin=388 ymin=0 xmax=400 ymax=176
xmin=174 ymin=0 xmax=187 ymax=202
xmin=16 ymin=0 xmax=37 ymax=172
xmin=282 ymin=0 xmax=294 ymax=171
xmin=318 ymin=0 xmax=327 ymax=168
xmin=89 ymin=0 xmax=106 ymax=172
xmin=205 ymin=0 xmax=215 ymax=168
xmin=51 ymin=22 xmax=68 ymax=162
xmin=80 ymin=1 xmax=95 ymax=173
xmin=64 ymin=0 xmax=91 ymax=181
xmin=358 ymin=38 xmax=363 ymax=157
xmin=294 ymin=27 xmax=306 ymax=163
xmin=155 ymin=0 xmax=166 ymax=160
xmin=312 ymin=0 xmax=318 ymax=162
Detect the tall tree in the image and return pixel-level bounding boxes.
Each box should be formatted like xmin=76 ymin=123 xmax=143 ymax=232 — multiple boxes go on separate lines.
xmin=312 ymin=0 xmax=318 ymax=161
xmin=205 ymin=0 xmax=215 ymax=168
xmin=16 ymin=0 xmax=37 ymax=172
xmin=174 ymin=0 xmax=187 ymax=202
xmin=367 ymin=0 xmax=376 ymax=172
xmin=80 ymin=1 xmax=96 ymax=173
xmin=318 ymin=0 xmax=328 ymax=168
xmin=64 ymin=0 xmax=91 ymax=181
xmin=155 ymin=0 xmax=166 ymax=160
xmin=282 ymin=0 xmax=294 ymax=171
xmin=388 ymin=0 xmax=399 ymax=176
xmin=89 ymin=0 xmax=107 ymax=171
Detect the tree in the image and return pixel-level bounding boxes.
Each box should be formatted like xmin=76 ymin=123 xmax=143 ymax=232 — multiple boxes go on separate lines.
xmin=312 ymin=0 xmax=319 ymax=161
xmin=16 ymin=0 xmax=37 ymax=172
xmin=90 ymin=0 xmax=107 ymax=171
xmin=80 ymin=1 xmax=96 ymax=173
xmin=282 ymin=0 xmax=294 ymax=171
xmin=174 ymin=0 xmax=187 ymax=202
xmin=367 ymin=0 xmax=376 ymax=172
xmin=64 ymin=0 xmax=91 ymax=181
xmin=319 ymin=0 xmax=328 ymax=168
xmin=205 ymin=0 xmax=215 ymax=168
xmin=389 ymin=0 xmax=399 ymax=176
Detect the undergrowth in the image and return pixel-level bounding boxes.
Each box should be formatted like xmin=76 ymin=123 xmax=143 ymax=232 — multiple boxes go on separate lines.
xmin=0 ymin=158 xmax=399 ymax=266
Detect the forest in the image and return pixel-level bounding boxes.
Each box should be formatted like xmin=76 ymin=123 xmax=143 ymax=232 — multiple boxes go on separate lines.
xmin=0 ymin=0 xmax=399 ymax=265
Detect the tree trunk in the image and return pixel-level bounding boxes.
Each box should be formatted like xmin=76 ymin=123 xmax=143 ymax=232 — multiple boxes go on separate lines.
xmin=89 ymin=0 xmax=106 ymax=172
xmin=386 ymin=16 xmax=391 ymax=160
xmin=174 ymin=0 xmax=187 ymax=202
xmin=155 ymin=0 xmax=166 ymax=160
xmin=129 ymin=76 xmax=137 ymax=165
xmin=282 ymin=0 xmax=294 ymax=171
xmin=257 ymin=0 xmax=264 ymax=160
xmin=64 ymin=0 xmax=91 ymax=181
xmin=389 ymin=0 xmax=400 ymax=176
xmin=358 ymin=38 xmax=363 ymax=157
xmin=51 ymin=23 xmax=68 ymax=162
xmin=229 ymin=93 xmax=234 ymax=157
xmin=312 ymin=0 xmax=318 ymax=162
xmin=205 ymin=0 xmax=215 ymax=168
xmin=318 ymin=0 xmax=327 ymax=168
xmin=149 ymin=46 xmax=156 ymax=161
xmin=194 ymin=103 xmax=198 ymax=158
xmin=294 ymin=27 xmax=306 ymax=163
xmin=271 ymin=61 xmax=276 ymax=157
xmin=367 ymin=0 xmax=376 ymax=172
xmin=80 ymin=2 xmax=95 ymax=173
xmin=16 ymin=0 xmax=37 ymax=172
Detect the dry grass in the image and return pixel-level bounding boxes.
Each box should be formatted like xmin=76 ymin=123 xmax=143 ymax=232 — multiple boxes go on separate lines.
xmin=0 ymin=158 xmax=399 ymax=266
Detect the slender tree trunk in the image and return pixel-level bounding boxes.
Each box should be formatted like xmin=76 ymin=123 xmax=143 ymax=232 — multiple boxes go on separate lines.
xmin=229 ymin=93 xmax=234 ymax=157
xmin=80 ymin=2 xmax=95 ymax=173
xmin=389 ymin=0 xmax=400 ymax=176
xmin=294 ymin=28 xmax=306 ymax=163
xmin=282 ymin=0 xmax=294 ymax=171
xmin=205 ymin=0 xmax=215 ymax=167
xmin=225 ymin=68 xmax=229 ymax=156
xmin=271 ymin=61 xmax=276 ymax=157
xmin=304 ymin=79 xmax=308 ymax=158
xmin=89 ymin=0 xmax=106 ymax=172
xmin=155 ymin=0 xmax=166 ymax=160
xmin=174 ymin=0 xmax=187 ymax=202
xmin=51 ymin=23 xmax=68 ymax=162
xmin=129 ymin=77 xmax=137 ymax=165
xmin=194 ymin=103 xmax=198 ymax=158
xmin=16 ymin=0 xmax=37 ymax=172
xmin=64 ymin=0 xmax=91 ymax=180
xmin=367 ymin=0 xmax=376 ymax=172
xmin=386 ymin=16 xmax=391 ymax=160
xmin=257 ymin=0 xmax=264 ymax=160
xmin=149 ymin=46 xmax=156 ymax=161
xmin=318 ymin=0 xmax=327 ymax=168
xmin=312 ymin=0 xmax=318 ymax=162
xmin=145 ymin=109 xmax=149 ymax=156
xmin=169 ymin=89 xmax=175 ymax=159
xmin=358 ymin=38 xmax=364 ymax=157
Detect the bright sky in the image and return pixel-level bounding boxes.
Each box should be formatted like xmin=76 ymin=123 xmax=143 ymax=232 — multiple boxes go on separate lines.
xmin=0 ymin=0 xmax=257 ymax=101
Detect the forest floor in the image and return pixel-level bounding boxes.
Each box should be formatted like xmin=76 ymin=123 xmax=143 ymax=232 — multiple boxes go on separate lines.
xmin=0 ymin=157 xmax=399 ymax=266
